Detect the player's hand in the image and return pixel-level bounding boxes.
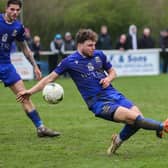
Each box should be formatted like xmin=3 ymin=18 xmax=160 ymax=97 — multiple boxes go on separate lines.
xmin=34 ymin=66 xmax=42 ymax=80
xmin=16 ymin=90 xmax=32 ymax=103
xmin=99 ymin=77 xmax=111 ymax=88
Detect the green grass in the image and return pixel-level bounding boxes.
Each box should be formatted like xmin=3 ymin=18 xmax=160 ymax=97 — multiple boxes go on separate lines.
xmin=1 ymin=75 xmax=168 ymax=168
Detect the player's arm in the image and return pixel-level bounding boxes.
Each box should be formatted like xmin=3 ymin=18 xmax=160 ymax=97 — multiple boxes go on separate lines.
xmin=18 ymin=41 xmax=42 ymax=80
xmin=107 ymin=67 xmax=117 ymax=81
xmin=17 ymin=71 xmax=59 ymax=103
xmin=29 ymin=71 xmax=59 ymax=94
xmin=100 ymin=67 xmax=117 ymax=88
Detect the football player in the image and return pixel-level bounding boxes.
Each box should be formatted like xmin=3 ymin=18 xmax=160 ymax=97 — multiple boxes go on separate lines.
xmin=17 ymin=28 xmax=168 ymax=154
xmin=0 ymin=0 xmax=60 ymax=137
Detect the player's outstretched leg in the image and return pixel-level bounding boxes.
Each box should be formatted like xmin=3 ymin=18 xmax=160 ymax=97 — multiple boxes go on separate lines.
xmin=128 ymin=115 xmax=168 ymax=140
xmin=134 ymin=115 xmax=168 ymax=137
xmin=107 ymin=115 xmax=168 ymax=155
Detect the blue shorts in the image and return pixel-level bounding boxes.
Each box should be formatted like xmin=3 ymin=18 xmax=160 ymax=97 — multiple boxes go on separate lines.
xmin=90 ymin=95 xmax=134 ymax=121
xmin=0 ymin=64 xmax=21 ymax=87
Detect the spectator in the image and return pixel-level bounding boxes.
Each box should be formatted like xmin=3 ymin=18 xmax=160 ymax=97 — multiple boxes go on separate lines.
xmin=49 ymin=34 xmax=64 ymax=72
xmin=62 ymin=32 xmax=75 ymax=77
xmin=139 ymin=27 xmax=155 ymax=49
xmin=96 ymin=25 xmax=112 ymax=50
xmin=24 ymin=27 xmax=33 ymax=48
xmin=127 ymin=24 xmax=138 ymax=49
xmin=31 ymin=35 xmax=41 ymax=69
xmin=159 ymin=29 xmax=168 ymax=73
xmin=62 ymin=32 xmax=76 ymax=52
xmin=115 ymin=34 xmax=129 ymax=51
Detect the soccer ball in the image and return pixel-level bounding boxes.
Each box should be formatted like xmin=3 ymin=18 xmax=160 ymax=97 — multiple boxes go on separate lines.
xmin=42 ymin=82 xmax=64 ymax=104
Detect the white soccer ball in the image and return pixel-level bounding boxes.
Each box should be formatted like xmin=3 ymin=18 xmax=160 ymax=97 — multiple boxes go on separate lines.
xmin=42 ymin=82 xmax=64 ymax=104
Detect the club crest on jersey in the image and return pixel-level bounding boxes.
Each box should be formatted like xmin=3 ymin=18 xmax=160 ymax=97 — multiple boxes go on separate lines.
xmin=95 ymin=56 xmax=101 ymax=63
xmin=12 ymin=30 xmax=18 ymax=37
xmin=2 ymin=33 xmax=8 ymax=42
xmin=87 ymin=62 xmax=94 ymax=71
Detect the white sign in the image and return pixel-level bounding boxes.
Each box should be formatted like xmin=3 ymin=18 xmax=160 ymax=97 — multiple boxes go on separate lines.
xmin=104 ymin=49 xmax=160 ymax=76
xmin=11 ymin=52 xmax=34 ymax=80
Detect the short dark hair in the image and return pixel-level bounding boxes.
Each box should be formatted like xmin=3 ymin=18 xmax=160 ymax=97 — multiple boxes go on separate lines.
xmin=75 ymin=29 xmax=98 ymax=44
xmin=7 ymin=0 xmax=22 ymax=8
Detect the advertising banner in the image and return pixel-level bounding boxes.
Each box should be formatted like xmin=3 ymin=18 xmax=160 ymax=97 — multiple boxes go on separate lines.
xmin=104 ymin=49 xmax=160 ymax=76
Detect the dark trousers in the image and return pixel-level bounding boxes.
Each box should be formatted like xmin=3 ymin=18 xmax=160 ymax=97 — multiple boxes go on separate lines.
xmin=161 ymin=51 xmax=168 ymax=73
xmin=48 ymin=54 xmax=58 ymax=73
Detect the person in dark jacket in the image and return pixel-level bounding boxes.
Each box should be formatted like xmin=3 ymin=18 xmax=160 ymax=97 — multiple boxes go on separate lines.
xmin=62 ymin=32 xmax=76 ymax=52
xmin=31 ymin=35 xmax=42 ymax=69
xmin=49 ymin=34 xmax=64 ymax=72
xmin=115 ymin=34 xmax=129 ymax=51
xmin=159 ymin=29 xmax=168 ymax=73
xmin=139 ymin=28 xmax=155 ymax=49
xmin=96 ymin=25 xmax=112 ymax=50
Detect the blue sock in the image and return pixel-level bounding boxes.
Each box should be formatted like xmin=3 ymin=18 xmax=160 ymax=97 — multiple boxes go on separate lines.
xmin=27 ymin=110 xmax=43 ymax=128
xmin=119 ymin=124 xmax=139 ymax=141
xmin=134 ymin=115 xmax=163 ymax=131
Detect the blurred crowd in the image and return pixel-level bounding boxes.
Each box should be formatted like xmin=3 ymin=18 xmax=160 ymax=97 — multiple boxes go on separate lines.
xmin=11 ymin=24 xmax=168 ymax=73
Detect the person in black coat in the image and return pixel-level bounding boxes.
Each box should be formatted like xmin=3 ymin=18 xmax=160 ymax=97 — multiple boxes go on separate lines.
xmin=31 ymin=35 xmax=42 ymax=69
xmin=159 ymin=29 xmax=168 ymax=73
xmin=96 ymin=25 xmax=112 ymax=50
xmin=139 ymin=28 xmax=155 ymax=49
xmin=115 ymin=34 xmax=129 ymax=51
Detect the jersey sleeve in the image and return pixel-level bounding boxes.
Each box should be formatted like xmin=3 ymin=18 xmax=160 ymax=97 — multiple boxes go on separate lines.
xmin=16 ymin=24 xmax=25 ymax=42
xmin=54 ymin=57 xmax=69 ymax=75
xmin=100 ymin=51 xmax=112 ymax=71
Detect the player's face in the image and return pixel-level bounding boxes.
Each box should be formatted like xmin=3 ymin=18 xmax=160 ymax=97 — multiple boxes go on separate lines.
xmin=80 ymin=40 xmax=96 ymax=57
xmin=5 ymin=4 xmax=21 ymax=22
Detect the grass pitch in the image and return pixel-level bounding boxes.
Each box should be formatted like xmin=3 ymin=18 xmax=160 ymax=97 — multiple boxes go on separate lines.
xmin=0 ymin=75 xmax=168 ymax=168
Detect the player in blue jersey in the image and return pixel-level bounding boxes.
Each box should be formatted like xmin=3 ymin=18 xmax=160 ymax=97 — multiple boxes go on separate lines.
xmin=17 ymin=28 xmax=168 ymax=155
xmin=0 ymin=0 xmax=60 ymax=137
